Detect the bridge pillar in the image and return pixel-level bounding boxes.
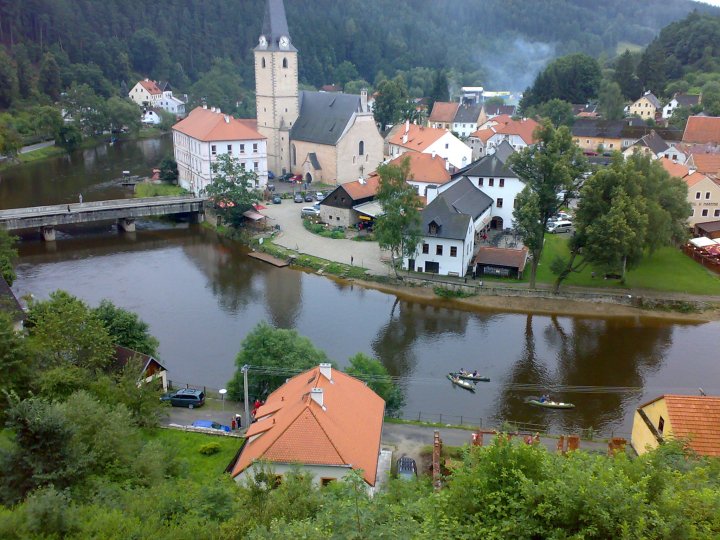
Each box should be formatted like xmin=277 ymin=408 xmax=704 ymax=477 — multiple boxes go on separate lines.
xmin=117 ymin=218 xmax=136 ymax=233
xmin=41 ymin=226 xmax=56 ymax=242
xmin=189 ymin=211 xmax=205 ymax=224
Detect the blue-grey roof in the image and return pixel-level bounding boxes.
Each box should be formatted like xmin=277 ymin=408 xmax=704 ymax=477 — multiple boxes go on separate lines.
xmin=454 ymin=104 xmax=482 ymax=124
xmin=290 ymin=91 xmax=363 ymax=145
xmin=493 ymin=140 xmax=516 ymax=163
xmin=257 ymin=0 xmax=297 ymax=52
xmin=440 ymin=177 xmax=494 ymax=220
xmin=458 ymin=153 xmax=517 ymax=179
xmin=422 ymin=177 xmax=493 ymax=240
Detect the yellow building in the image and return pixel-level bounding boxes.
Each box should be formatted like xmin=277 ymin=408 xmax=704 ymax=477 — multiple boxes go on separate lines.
xmin=631 ymin=394 xmax=720 ymax=456
xmin=685 ymin=171 xmax=720 ymax=227
xmin=629 ymin=92 xmax=661 ymax=120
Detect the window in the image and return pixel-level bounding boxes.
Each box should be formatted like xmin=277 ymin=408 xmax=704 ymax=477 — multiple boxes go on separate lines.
xmin=240 ymin=144 xmax=245 ymax=154
xmin=715 ymin=210 xmax=720 ymax=217
xmin=227 ymin=144 xmax=232 ymax=155
xmin=282 ymin=58 xmax=288 ymax=68
xmin=702 ymin=209 xmax=709 ymax=217
xmin=253 ymin=143 xmax=258 ymax=152
xmin=211 ymin=145 xmax=216 ymax=156
xmin=254 ymin=162 xmax=259 ymax=171
xmin=261 ymin=58 xmax=266 ymax=68
xmin=450 ymin=246 xmax=457 ymax=257
xmin=696 ymin=192 xmax=701 ymax=199
xmin=478 ymin=178 xmax=483 ymax=186
xmin=658 ymin=417 xmax=665 ymax=435
xmin=436 ymin=245 xmax=443 ymax=255
xmin=496 ymin=198 xmax=503 ymax=208
xmin=358 ymin=140 xmax=364 ymax=155
xmin=489 ymin=178 xmax=494 ymax=187
xmin=291 ymin=144 xmax=296 ymax=166
xmin=240 ymin=163 xmax=246 ymax=170
xmin=706 ymin=192 xmax=711 ymax=200
xmin=422 ymin=243 xmax=429 ymax=254
xmin=499 ymin=178 xmax=505 ymax=187
xmin=445 ymin=143 xmax=449 ymax=149
xmin=321 ymin=478 xmax=335 ymax=487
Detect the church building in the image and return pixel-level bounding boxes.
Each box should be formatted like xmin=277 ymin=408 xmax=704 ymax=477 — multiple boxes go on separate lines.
xmin=255 ymin=0 xmax=383 ymax=185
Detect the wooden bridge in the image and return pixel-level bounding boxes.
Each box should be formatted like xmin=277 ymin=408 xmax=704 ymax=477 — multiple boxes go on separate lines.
xmin=0 ymin=196 xmax=206 ymax=240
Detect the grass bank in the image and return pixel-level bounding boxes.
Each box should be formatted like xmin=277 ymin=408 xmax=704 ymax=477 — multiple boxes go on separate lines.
xmin=134 ymin=183 xmax=188 ymax=197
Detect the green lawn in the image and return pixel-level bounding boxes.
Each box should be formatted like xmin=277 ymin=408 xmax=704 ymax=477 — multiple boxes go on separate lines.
xmin=535 ymin=235 xmax=720 ymax=294
xmin=140 ymin=428 xmax=241 ymax=481
xmin=134 ymin=183 xmax=188 ymax=197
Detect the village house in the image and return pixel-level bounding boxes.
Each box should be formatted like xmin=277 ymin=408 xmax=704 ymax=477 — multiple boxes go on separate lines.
xmin=386 ymin=122 xmax=471 ymax=170
xmin=485 ymin=117 xmax=540 ymax=155
xmin=683 ymin=116 xmax=720 ymax=145
xmin=631 ymin=394 xmax=720 ymax=457
xmin=659 ymin=156 xmax=691 ymax=179
xmin=388 ymin=151 xmax=452 ymax=197
xmin=571 ymin=118 xmax=646 ymax=153
xmin=662 ymin=93 xmax=701 ymax=119
xmin=684 ymin=171 xmax=720 ymax=227
xmin=628 ymin=91 xmax=662 ymax=120
xmin=172 ymin=106 xmax=268 ymax=196
xmin=112 ymin=345 xmax=169 ymax=392
xmin=687 ymin=153 xmax=720 ymax=179
xmin=622 ymin=130 xmax=669 ymax=160
xmin=427 ymin=101 xmax=459 ymax=131
xmin=473 ymin=246 xmax=528 ymax=279
xmin=467 ymin=128 xmax=493 ymax=161
xmin=129 ymin=79 xmax=185 ymax=116
xmin=452 ymin=103 xmax=483 ymax=138
xmin=477 ymin=103 xmax=517 ymax=126
xmin=255 ymin=0 xmax=383 ymax=183
xmin=318 ymin=175 xmax=379 ymax=228
xmin=230 ymin=364 xmax=386 ymax=492
xmin=405 ymin=177 xmax=493 ymax=276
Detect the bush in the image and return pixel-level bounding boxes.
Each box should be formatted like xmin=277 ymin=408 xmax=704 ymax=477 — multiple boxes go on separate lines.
xmin=330 ymin=230 xmax=345 ymax=239
xmin=433 ymin=287 xmax=473 ymax=299
xmin=198 ymin=442 xmax=221 ymax=456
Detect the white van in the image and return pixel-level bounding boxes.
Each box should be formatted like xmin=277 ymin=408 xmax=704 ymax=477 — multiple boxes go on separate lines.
xmin=547 ymin=220 xmax=573 ymax=234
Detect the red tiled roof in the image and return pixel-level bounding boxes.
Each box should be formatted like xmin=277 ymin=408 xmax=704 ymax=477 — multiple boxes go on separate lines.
xmin=172 ymin=107 xmax=265 ymax=142
xmin=468 ymin=128 xmax=495 ymax=142
xmin=474 ymin=247 xmax=529 ymax=272
xmin=231 ymin=366 xmax=385 ymax=485
xmin=387 ymin=124 xmax=448 ymax=152
xmin=138 ymin=79 xmax=162 ymax=95
xmin=478 ymin=114 xmax=513 ymax=130
xmin=428 ymin=101 xmax=459 ymax=123
xmin=387 ymin=152 xmax=451 ymax=184
xmin=659 ymin=157 xmax=690 ymax=179
xmin=690 ymin=154 xmax=720 ymax=177
xmin=339 ymin=176 xmax=380 ymax=200
xmin=493 ymin=118 xmax=540 ymax=145
xmin=684 ymin=171 xmax=711 ymax=188
xmin=683 ymin=116 xmax=720 ymax=144
xmin=664 ymin=395 xmax=720 ymax=456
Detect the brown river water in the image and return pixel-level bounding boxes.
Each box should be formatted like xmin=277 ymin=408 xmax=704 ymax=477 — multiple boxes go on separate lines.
xmin=3 ymin=136 xmax=719 ymax=437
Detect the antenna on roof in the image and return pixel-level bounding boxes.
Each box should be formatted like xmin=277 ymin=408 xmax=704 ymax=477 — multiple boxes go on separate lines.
xmin=700 ymin=388 xmax=707 ymax=396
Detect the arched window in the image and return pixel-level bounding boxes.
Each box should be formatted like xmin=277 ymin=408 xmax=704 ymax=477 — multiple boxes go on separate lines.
xmin=358 ymin=140 xmax=364 ymax=155
xmin=291 ymin=144 xmax=296 ymax=166
xmin=261 ymin=58 xmax=266 ymax=68
xmin=282 ymin=58 xmax=288 ymax=68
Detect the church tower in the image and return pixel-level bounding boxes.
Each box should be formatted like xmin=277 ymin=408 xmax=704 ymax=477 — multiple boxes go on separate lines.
xmin=255 ymin=0 xmax=298 ymax=175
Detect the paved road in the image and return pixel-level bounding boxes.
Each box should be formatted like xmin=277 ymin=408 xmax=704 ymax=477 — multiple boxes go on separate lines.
xmin=261 ymin=199 xmax=392 ymax=276
xmin=20 ymin=140 xmax=55 ymax=154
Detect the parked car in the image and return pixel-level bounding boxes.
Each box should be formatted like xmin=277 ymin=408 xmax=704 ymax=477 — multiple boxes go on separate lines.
xmin=553 ymin=211 xmax=571 ymax=221
xmin=294 ymin=193 xmax=304 ymax=203
xmin=291 ymin=174 xmax=303 ymax=183
xmin=315 ymin=192 xmax=325 ymax=202
xmin=191 ymin=419 xmax=231 ymax=432
xmin=397 ymin=456 xmax=417 ymax=480
xmin=301 ymin=205 xmax=321 ymax=217
xmin=547 ymin=220 xmax=573 ymax=234
xmin=272 ymin=195 xmax=282 ymax=204
xmin=304 ymin=194 xmax=314 ymax=202
xmin=160 ymin=388 xmax=205 ymax=409
xmin=280 ymin=172 xmax=294 ymax=182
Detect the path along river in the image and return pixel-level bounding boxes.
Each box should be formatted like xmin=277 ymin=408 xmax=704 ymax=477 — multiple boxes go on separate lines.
xmin=3 ymin=135 xmax=719 ymax=437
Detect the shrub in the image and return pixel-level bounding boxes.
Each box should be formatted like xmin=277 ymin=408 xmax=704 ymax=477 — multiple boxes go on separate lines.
xmin=198 ymin=442 xmax=221 ymax=456
xmin=433 ymin=287 xmax=473 ymax=299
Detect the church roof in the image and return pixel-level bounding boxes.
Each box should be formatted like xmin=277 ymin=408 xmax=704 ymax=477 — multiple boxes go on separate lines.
xmin=291 ymin=91 xmax=364 ymax=146
xmin=258 ymin=0 xmax=296 ymax=52
xmin=172 ymin=107 xmax=266 ymax=142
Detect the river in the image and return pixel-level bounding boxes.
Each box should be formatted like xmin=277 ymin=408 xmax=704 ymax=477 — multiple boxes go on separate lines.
xmin=4 ymin=136 xmax=720 ymax=437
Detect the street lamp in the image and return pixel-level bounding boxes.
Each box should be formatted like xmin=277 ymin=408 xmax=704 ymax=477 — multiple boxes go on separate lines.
xmin=219 ymin=388 xmax=227 ymax=411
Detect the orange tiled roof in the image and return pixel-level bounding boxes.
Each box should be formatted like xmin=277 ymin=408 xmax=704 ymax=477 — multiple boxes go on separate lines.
xmin=683 ymin=116 xmax=720 ymax=144
xmin=690 ymin=153 xmax=720 ymax=176
xmin=468 ymin=128 xmax=495 ymax=142
xmin=664 ymin=395 xmax=720 ymax=456
xmin=387 ymin=152 xmax=451 ymax=184
xmin=493 ymin=118 xmax=540 ymax=145
xmin=479 ymin=114 xmax=513 ymax=130
xmin=684 ymin=171 xmax=711 ymax=188
xmin=659 ymin=157 xmax=690 ymax=179
xmin=139 ymin=79 xmax=162 ymax=95
xmin=428 ymin=101 xmax=459 ymax=123
xmin=231 ymin=366 xmax=385 ymax=485
xmin=387 ymin=124 xmax=448 ymax=152
xmin=172 ymin=107 xmax=265 ymax=142
xmin=340 ymin=176 xmax=380 ymax=200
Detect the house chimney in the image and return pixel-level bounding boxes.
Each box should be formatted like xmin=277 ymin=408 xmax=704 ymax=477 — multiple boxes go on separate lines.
xmin=216 ymin=108 xmax=221 ymax=114
xmin=402 ymin=133 xmax=408 ymax=144
xmin=310 ymin=387 xmax=324 ymax=408
xmin=202 ymin=103 xmax=207 ymax=109
xmin=431 ymin=150 xmax=436 ymax=159
xmin=360 ymin=88 xmax=368 ymax=112
xmin=319 ymin=363 xmax=332 ymax=381
xmin=224 ymin=115 xmax=230 ymax=123
xmin=444 ymin=157 xmax=449 ymax=171
xmin=210 ymin=106 xmax=215 ymax=113
xmin=405 ymin=119 xmax=410 ymax=134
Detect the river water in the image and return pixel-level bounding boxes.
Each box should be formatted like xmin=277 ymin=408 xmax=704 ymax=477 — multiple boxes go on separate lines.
xmin=4 ymin=136 xmax=720 ymax=437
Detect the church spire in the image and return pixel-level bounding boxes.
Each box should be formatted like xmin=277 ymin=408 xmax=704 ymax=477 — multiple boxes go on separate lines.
xmin=259 ymin=0 xmax=295 ymax=51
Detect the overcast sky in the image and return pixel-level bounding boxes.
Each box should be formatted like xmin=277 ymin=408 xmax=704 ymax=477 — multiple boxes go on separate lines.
xmin=697 ymin=0 xmax=720 ymax=6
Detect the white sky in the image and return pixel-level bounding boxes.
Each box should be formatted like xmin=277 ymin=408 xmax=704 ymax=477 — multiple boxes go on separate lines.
xmin=697 ymin=0 xmax=720 ymax=6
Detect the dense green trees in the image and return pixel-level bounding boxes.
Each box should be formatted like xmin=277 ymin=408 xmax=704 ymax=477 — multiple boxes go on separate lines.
xmin=345 ymin=353 xmax=404 ymax=414
xmin=526 ymin=99 xmax=575 ymax=128
xmin=204 ymin=154 xmax=259 ymax=227
xmin=93 ymin=299 xmax=159 ymax=356
xmin=521 ymin=54 xmax=602 ymax=109
xmin=0 ymin=229 xmax=17 ymax=285
xmin=598 ymin=80 xmax=625 ymax=121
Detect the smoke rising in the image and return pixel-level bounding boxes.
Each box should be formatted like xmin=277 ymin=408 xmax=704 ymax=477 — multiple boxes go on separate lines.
xmin=480 ymin=37 xmax=556 ymax=93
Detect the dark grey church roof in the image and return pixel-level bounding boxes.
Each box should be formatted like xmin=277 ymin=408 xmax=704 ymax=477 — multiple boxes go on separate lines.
xmin=422 ymin=177 xmax=493 ymax=240
xmin=257 ymin=0 xmax=297 ymax=52
xmin=459 ymin=153 xmax=517 ymax=179
xmin=290 ymin=91 xmax=363 ymax=145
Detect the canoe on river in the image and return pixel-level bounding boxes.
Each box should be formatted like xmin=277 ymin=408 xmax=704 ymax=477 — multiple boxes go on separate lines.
xmin=457 ymin=372 xmax=490 ymax=382
xmin=527 ymin=398 xmax=575 ymax=409
xmin=447 ymin=373 xmax=476 ymax=391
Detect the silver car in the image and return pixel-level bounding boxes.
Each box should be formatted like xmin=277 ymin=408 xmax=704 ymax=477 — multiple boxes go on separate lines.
xmin=301 ymin=205 xmax=320 ymax=217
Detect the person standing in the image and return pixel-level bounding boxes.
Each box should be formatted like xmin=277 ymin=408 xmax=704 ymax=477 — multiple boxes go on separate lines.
xmin=78 ymin=193 xmax=83 ymax=204
xmin=235 ymin=413 xmax=242 ymax=428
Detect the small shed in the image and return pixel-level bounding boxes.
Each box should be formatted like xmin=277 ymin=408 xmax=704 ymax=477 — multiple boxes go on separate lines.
xmin=473 ymin=247 xmax=528 ymax=279
xmin=696 ymin=220 xmax=720 ymax=240
xmin=112 ymin=345 xmax=168 ymax=391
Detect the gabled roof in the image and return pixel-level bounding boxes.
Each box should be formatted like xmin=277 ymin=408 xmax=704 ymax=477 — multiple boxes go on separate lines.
xmin=321 ymin=84 xmax=342 ymax=93
xmin=112 ymin=345 xmax=167 ymax=375
xmin=659 ymin=157 xmax=690 ymax=179
xmin=683 ymin=116 xmax=720 ymax=144
xmin=673 ymin=93 xmax=701 ymax=108
xmin=453 ymin=104 xmax=482 ymax=124
xmin=484 ymin=104 xmax=517 ymax=117
xmin=468 ymin=128 xmax=495 ymax=142
xmin=428 ymin=101 xmax=459 ymax=123
xmin=684 ymin=171 xmax=712 ymax=188
xmin=231 ymin=365 xmax=385 ymax=485
xmin=387 ymin=152 xmax=451 ymax=184
xmin=172 ymin=107 xmax=266 ymax=142
xmin=258 ymin=0 xmax=296 ymax=51
xmin=491 ymin=118 xmax=540 ymax=145
xmin=572 ymin=119 xmax=636 ymax=139
xmin=494 ymin=140 xmax=516 ymax=163
xmin=640 ymin=394 xmax=720 ymax=457
xmin=138 ymin=79 xmax=162 ymax=95
xmin=633 ymin=130 xmax=669 ymax=154
xmin=325 ymin=176 xmax=379 ymax=202
xmin=422 ymin=197 xmax=472 ymax=241
xmin=460 ymin=153 xmax=518 ymax=180
xmin=689 ymin=154 xmax=720 ymax=177
xmin=436 ymin=176 xmax=493 ymax=221
xmin=474 ymin=246 xmax=529 ymax=271
xmin=478 ymin=114 xmax=513 ymax=130
xmin=290 ymin=91 xmax=366 ymax=146
xmin=634 ymin=92 xmax=661 ymax=109
xmin=387 ymin=124 xmax=448 ymax=152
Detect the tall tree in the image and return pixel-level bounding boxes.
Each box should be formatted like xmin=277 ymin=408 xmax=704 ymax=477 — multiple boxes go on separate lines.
xmin=0 ymin=228 xmax=18 ymax=285
xmin=428 ymin=70 xmax=449 ymax=113
xmin=204 ymin=153 xmax=258 ymax=227
xmin=373 ymin=76 xmax=409 ymax=131
xmin=345 ymin=353 xmax=404 ymax=414
xmin=13 ymin=44 xmax=33 ymax=99
xmin=105 ymin=96 xmax=141 ymax=133
xmin=0 ymin=312 xmax=31 ymax=416
xmin=129 ymin=28 xmax=169 ymax=76
xmin=93 ymin=299 xmax=159 ymax=356
xmin=373 ymin=157 xmax=423 ymax=278
xmin=636 ymin=43 xmax=666 ymax=94
xmin=509 ymin=121 xmax=588 ymax=287
xmin=598 ymin=79 xmax=625 ymax=121
xmin=531 ymin=99 xmax=575 ymax=127
xmin=613 ymin=49 xmax=642 ymax=100
xmin=38 ymin=52 xmax=61 ymax=101
xmin=521 ymin=53 xmax=601 ymax=109
xmin=0 ymin=49 xmax=18 ymax=109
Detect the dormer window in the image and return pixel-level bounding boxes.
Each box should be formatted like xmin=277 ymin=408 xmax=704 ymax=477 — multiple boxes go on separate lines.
xmin=429 ymin=223 xmax=439 ymax=235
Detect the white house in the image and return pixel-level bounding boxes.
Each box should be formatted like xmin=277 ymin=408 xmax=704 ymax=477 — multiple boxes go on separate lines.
xmin=129 ymin=79 xmax=185 ymax=116
xmin=405 ymin=177 xmax=493 ymax=276
xmin=436 ymin=149 xmax=524 ymax=231
xmin=662 ymin=93 xmax=701 ymax=119
xmin=382 ymin=152 xmax=451 ymax=198
xmin=485 ymin=118 xmax=539 ymax=155
xmin=172 ymin=106 xmax=268 ymax=196
xmin=387 ymin=122 xmax=472 ymax=170
xmin=142 ymin=110 xmax=162 ymax=125
xmin=452 ymin=103 xmax=483 ymax=139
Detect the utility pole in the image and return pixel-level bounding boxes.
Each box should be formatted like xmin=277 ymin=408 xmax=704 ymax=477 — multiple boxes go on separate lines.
xmin=242 ymin=364 xmax=250 ymax=428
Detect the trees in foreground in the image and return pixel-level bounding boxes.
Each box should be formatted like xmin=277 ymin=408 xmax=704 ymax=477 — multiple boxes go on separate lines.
xmin=204 ymin=154 xmax=259 ymax=227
